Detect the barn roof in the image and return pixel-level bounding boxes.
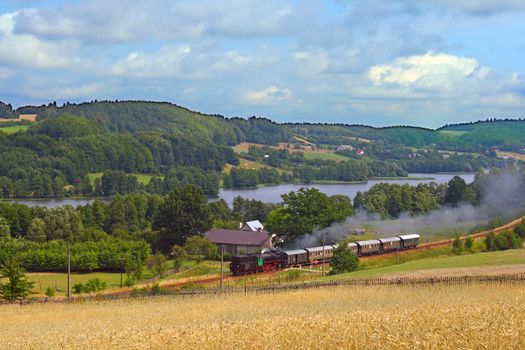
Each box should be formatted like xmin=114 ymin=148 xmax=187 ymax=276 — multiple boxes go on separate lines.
xmin=204 ymin=229 xmax=270 ymax=246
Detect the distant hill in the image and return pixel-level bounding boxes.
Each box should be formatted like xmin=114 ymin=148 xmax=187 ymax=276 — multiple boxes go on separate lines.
xmin=0 ymin=99 xmax=520 ymax=198
xmin=4 ymin=100 xmax=525 ymax=151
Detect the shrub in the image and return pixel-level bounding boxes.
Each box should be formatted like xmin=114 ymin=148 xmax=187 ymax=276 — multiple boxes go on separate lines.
xmin=287 ymin=269 xmax=301 ymax=281
xmin=44 ymin=286 xmax=56 ymax=298
xmin=464 ymin=236 xmax=474 ymax=251
xmin=84 ymin=278 xmax=107 ymax=293
xmin=124 ymin=277 xmax=135 ymax=287
xmin=150 ymin=283 xmax=162 ymax=295
xmin=72 ymin=283 xmax=84 ymax=294
xmin=452 ymin=236 xmax=464 ymax=255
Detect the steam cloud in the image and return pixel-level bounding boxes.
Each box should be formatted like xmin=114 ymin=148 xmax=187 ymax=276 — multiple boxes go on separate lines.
xmin=292 ymin=170 xmax=525 ymax=249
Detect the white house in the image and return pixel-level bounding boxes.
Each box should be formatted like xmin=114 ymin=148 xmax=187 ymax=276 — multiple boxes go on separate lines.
xmin=241 ymin=220 xmax=264 ymax=232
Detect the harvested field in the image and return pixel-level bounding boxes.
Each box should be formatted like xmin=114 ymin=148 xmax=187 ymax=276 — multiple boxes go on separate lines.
xmin=498 ymin=151 xmax=525 ymax=161
xmin=1 ymin=283 xmax=524 ymax=349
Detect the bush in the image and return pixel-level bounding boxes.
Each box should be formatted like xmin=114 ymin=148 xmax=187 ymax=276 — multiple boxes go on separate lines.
xmin=150 ymin=283 xmax=162 ymax=295
xmin=172 ymin=258 xmax=182 ymax=273
xmin=124 ymin=277 xmax=135 ymax=287
xmin=84 ymin=278 xmax=107 ymax=292
xmin=464 ymin=236 xmax=474 ymax=251
xmin=44 ymin=286 xmax=56 ymax=298
xmin=485 ymin=231 xmax=523 ymax=251
xmin=513 ymin=220 xmax=525 ymax=238
xmin=72 ymin=283 xmax=84 ymax=294
xmin=452 ymin=236 xmax=464 ymax=255
xmin=145 ymin=253 xmax=168 ymax=278
xmin=73 ymin=278 xmax=107 ymax=294
xmin=286 ymin=269 xmax=301 ymax=281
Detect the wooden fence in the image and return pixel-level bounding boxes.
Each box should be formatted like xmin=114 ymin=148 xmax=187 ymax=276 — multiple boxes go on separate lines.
xmin=4 ymin=273 xmax=525 ymax=305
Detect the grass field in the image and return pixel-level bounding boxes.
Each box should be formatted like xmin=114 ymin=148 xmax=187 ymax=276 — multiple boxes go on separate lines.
xmin=1 ymin=283 xmax=524 ymax=349
xmin=330 ymin=248 xmax=525 ymax=280
xmin=223 ymin=158 xmax=291 ymax=175
xmin=87 ymin=173 xmax=161 ymax=186
xmin=27 ymin=272 xmax=124 ymax=295
xmin=439 ymin=130 xmax=467 ymax=136
xmin=302 ymin=151 xmax=350 ymax=161
xmin=233 ymin=142 xmax=351 ymax=162
xmin=0 ymin=125 xmax=29 ymax=133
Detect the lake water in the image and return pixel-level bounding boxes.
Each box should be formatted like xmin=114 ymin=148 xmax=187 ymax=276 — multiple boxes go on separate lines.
xmin=217 ymin=173 xmax=475 ymax=205
xmin=1 ymin=173 xmax=473 ymax=208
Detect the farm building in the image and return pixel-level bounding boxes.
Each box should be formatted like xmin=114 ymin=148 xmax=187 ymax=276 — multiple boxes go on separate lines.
xmin=0 ymin=114 xmax=38 ymax=123
xmin=241 ymin=220 xmax=264 ymax=232
xmin=204 ymin=229 xmax=272 ymax=255
xmin=336 ymin=145 xmax=354 ymax=152
xmin=19 ymin=114 xmax=38 ymax=122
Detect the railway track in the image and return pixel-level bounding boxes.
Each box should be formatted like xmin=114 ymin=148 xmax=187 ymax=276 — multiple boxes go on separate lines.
xmin=364 ymin=215 xmax=525 ymax=260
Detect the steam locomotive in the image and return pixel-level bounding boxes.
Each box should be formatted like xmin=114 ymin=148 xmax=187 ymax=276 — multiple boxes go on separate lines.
xmin=230 ymin=234 xmax=420 ymax=276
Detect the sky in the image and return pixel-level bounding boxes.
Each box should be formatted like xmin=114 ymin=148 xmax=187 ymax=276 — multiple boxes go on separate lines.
xmin=0 ymin=0 xmax=524 ymax=128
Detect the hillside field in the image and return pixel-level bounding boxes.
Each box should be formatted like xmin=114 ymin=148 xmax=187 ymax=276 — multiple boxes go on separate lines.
xmin=1 ymin=283 xmax=524 ymax=349
xmin=233 ymin=141 xmax=351 ymax=162
xmin=87 ymin=172 xmax=161 ymax=186
xmin=328 ymin=248 xmax=525 ymax=280
xmin=0 ymin=125 xmax=29 ymax=133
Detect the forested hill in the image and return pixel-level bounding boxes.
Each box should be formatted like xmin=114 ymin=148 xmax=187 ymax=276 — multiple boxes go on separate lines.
xmin=3 ymin=100 xmax=525 ymax=150
xmin=11 ymin=101 xmax=291 ymax=145
xmin=287 ymin=120 xmax=525 ymax=151
xmin=0 ymin=100 xmax=522 ymax=199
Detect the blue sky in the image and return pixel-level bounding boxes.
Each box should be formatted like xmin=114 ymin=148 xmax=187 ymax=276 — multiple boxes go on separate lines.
xmin=0 ymin=0 xmax=524 ymax=128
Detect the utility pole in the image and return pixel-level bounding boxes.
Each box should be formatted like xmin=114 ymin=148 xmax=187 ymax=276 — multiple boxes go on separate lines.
xmin=67 ymin=243 xmax=71 ymax=303
xmin=321 ymin=230 xmax=325 ymax=277
xmin=120 ymin=258 xmax=124 ymax=288
xmin=220 ymin=245 xmax=224 ymax=289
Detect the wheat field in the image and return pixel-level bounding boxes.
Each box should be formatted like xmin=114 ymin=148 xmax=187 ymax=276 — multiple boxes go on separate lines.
xmin=1 ymin=283 xmax=524 ymax=349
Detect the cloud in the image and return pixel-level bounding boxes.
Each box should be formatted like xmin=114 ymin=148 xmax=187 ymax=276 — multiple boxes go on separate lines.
xmin=12 ymin=0 xmax=316 ymax=43
xmin=0 ymin=1 xmax=524 ymax=127
xmin=430 ymin=0 xmax=525 ymax=15
xmin=368 ymin=52 xmax=488 ymax=91
xmin=242 ymin=86 xmax=293 ymax=106
xmin=112 ymin=45 xmax=192 ymax=78
xmin=0 ymin=12 xmax=75 ymax=69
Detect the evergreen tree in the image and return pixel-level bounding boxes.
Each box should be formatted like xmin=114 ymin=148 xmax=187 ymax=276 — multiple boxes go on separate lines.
xmin=0 ymin=257 xmax=34 ymax=300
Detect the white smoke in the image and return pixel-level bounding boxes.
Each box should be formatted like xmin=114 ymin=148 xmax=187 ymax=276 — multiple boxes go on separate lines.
xmin=292 ymin=169 xmax=525 ymax=248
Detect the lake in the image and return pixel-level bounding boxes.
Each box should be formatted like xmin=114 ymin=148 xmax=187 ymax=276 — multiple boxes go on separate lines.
xmin=217 ymin=173 xmax=475 ymax=205
xmin=3 ymin=173 xmax=474 ymax=208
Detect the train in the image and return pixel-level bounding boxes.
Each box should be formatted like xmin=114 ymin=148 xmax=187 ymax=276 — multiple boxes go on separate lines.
xmin=230 ymin=234 xmax=420 ymax=276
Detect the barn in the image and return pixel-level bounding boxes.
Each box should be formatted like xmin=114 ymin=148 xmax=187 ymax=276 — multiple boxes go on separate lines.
xmin=204 ymin=229 xmax=272 ymax=255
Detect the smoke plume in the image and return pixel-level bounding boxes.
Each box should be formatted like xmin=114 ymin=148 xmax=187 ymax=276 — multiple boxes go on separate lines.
xmin=292 ymin=169 xmax=525 ymax=249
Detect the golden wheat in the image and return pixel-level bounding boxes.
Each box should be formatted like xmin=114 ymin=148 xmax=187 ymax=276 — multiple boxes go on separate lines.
xmin=0 ymin=283 xmax=524 ymax=349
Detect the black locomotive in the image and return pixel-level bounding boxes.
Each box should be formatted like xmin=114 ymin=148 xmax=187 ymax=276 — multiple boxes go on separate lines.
xmin=230 ymin=248 xmax=287 ymax=276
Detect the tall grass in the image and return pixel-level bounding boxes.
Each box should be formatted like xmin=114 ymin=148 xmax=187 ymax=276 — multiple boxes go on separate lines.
xmin=1 ymin=283 xmax=524 ymax=349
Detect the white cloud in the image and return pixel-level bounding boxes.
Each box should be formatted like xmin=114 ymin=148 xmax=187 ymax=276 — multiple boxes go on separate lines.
xmin=13 ymin=0 xmax=315 ymax=43
xmin=112 ymin=45 xmax=192 ymax=78
xmin=368 ymin=52 xmax=488 ymax=91
xmin=0 ymin=12 xmax=74 ymax=69
xmin=242 ymin=86 xmax=293 ymax=105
